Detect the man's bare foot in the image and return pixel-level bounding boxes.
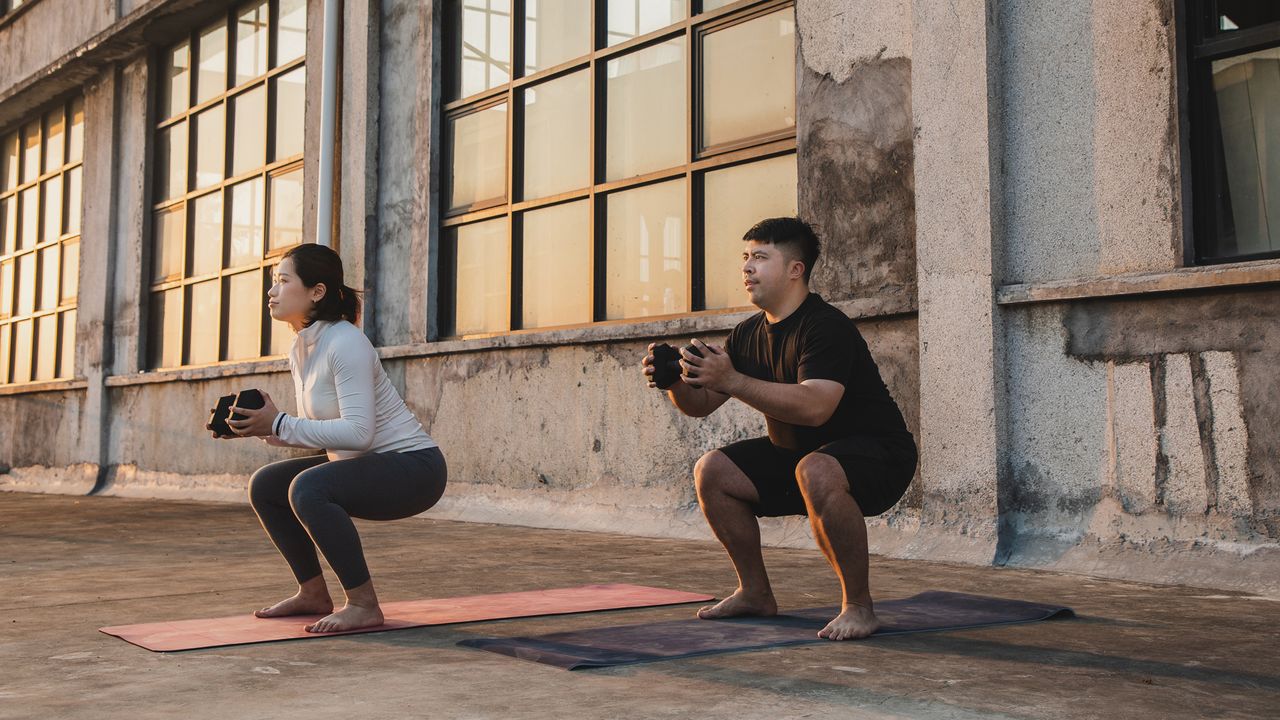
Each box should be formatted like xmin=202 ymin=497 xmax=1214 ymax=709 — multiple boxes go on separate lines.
xmin=254 ymin=592 xmax=334 ymax=619
xmin=697 ymin=589 xmax=778 ymax=619
xmin=817 ymin=603 xmax=880 ymax=641
xmin=304 ymin=603 xmax=385 ymax=633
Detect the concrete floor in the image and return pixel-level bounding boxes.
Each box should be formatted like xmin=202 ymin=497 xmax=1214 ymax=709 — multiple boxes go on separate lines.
xmin=2 ymin=492 xmax=1278 ymax=720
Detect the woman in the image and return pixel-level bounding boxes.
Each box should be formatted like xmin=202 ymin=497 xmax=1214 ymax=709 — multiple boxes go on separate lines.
xmin=219 ymin=243 xmax=445 ymax=633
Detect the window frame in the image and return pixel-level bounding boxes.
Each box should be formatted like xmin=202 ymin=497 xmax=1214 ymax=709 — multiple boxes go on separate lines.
xmin=1186 ymin=0 xmax=1280 ymax=265
xmin=146 ymin=0 xmax=307 ymax=370
xmin=439 ymin=0 xmax=797 ymax=339
xmin=0 ymin=95 xmax=84 ymax=386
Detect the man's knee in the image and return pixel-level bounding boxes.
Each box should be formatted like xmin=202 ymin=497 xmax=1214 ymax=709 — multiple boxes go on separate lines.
xmin=795 ymin=453 xmax=849 ymax=508
xmin=694 ymin=450 xmax=737 ymax=497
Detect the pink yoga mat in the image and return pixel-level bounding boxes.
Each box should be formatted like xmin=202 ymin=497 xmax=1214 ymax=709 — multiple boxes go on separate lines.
xmin=100 ymin=583 xmax=714 ymax=652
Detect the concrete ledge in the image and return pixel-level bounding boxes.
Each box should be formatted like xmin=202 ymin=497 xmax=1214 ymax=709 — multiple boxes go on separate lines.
xmin=997 ymin=258 xmax=1280 ymax=306
xmin=380 ymin=293 xmax=918 ymax=361
xmin=0 ymin=463 xmax=97 ymax=495
xmin=0 ymin=378 xmax=88 ymax=396
xmin=104 ymin=358 xmax=290 ymax=387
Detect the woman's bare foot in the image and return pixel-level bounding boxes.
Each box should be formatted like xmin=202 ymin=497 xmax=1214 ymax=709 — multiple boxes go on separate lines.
xmin=697 ymin=588 xmax=778 ymax=619
xmin=304 ymin=603 xmax=385 ymax=633
xmin=254 ymin=591 xmax=333 ymax=618
xmin=817 ymin=603 xmax=880 ymax=640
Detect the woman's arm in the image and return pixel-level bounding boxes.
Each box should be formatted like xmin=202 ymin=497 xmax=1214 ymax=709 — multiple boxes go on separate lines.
xmin=275 ymin=340 xmax=378 ymax=452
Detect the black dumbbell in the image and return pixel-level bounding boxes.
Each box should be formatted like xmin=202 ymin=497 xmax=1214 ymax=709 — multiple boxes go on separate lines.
xmin=650 ymin=343 xmax=704 ymax=390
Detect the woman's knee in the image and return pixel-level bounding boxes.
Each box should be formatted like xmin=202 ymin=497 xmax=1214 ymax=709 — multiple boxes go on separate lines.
xmin=248 ymin=464 xmax=289 ymax=508
xmin=287 ymin=467 xmax=334 ymax=516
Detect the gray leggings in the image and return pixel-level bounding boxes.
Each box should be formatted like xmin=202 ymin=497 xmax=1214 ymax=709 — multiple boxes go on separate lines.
xmin=248 ymin=447 xmax=446 ymax=590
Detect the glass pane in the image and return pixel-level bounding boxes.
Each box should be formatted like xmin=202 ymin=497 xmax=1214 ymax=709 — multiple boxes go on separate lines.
xmin=152 ymin=206 xmax=185 ymax=282
xmin=229 ymin=177 xmax=265 ymax=267
xmin=448 ymin=103 xmax=507 ymax=210
xmin=702 ymin=9 xmax=795 ymax=149
xmin=12 ymin=318 xmax=32 ymax=383
xmin=276 ymin=0 xmax=307 ymax=66
xmin=703 ymin=156 xmax=797 ymax=310
xmin=605 ymin=40 xmax=686 ymax=181
xmin=38 ymin=244 xmax=58 ymax=310
xmin=267 ymin=266 xmax=293 ymax=355
xmin=1210 ymin=2 xmax=1280 ymax=35
xmin=64 ymin=166 xmax=82 ymax=235
xmin=454 ymin=0 xmax=512 ymax=99
xmin=187 ymin=280 xmax=220 ymax=364
xmin=452 ymin=217 xmax=509 ymax=335
xmin=34 ymin=313 xmax=56 ymax=381
xmin=702 ymin=0 xmax=736 ymax=10
xmin=60 ymin=240 xmax=78 ymax=302
xmin=0 ymin=260 xmax=11 ymax=317
xmin=605 ymin=178 xmax=686 ymax=319
xmin=43 ymin=108 xmax=64 ymax=173
xmin=148 ymin=288 xmax=183 ymax=369
xmin=19 ymin=186 xmax=37 ymax=250
xmin=273 ymin=66 xmax=305 ymax=160
xmin=225 ymin=270 xmax=262 ymax=360
xmin=231 ymin=85 xmax=267 ymax=176
xmin=190 ymin=190 xmax=224 ymax=277
xmin=236 ymin=0 xmax=270 ymax=85
xmin=42 ymin=177 xmax=61 ymax=242
xmin=523 ymin=71 xmax=590 ymax=199
xmin=524 ymin=0 xmax=591 ymax=75
xmin=268 ymin=168 xmax=304 ymax=250
xmin=21 ymin=121 xmax=40 ymax=183
xmin=193 ymin=105 xmax=226 ymax=189
xmin=1 ymin=132 xmax=16 ymax=190
xmin=1208 ymin=47 xmax=1280 ymax=258
xmin=163 ymin=40 xmax=192 ymax=119
xmin=156 ymin=121 xmax=189 ymax=200
xmin=196 ymin=20 xmax=229 ymax=104
xmin=58 ymin=309 xmax=75 ymax=378
xmin=0 ymin=323 xmax=9 ymax=384
xmin=522 ymin=200 xmax=591 ymax=328
xmin=68 ymin=97 xmax=84 ymax=164
xmin=0 ymin=197 xmax=13 ymax=255
xmin=16 ymin=252 xmax=34 ymax=315
xmin=607 ymin=0 xmax=686 ymax=46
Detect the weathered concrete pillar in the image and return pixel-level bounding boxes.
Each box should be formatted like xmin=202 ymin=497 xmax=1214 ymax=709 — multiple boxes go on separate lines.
xmin=338 ymin=0 xmax=381 ymax=342
xmin=77 ymin=65 xmax=119 ymax=491
xmin=911 ymin=0 xmax=1004 ymax=561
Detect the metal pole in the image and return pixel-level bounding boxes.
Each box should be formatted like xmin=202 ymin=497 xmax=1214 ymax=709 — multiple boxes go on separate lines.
xmin=315 ymin=0 xmax=340 ymax=247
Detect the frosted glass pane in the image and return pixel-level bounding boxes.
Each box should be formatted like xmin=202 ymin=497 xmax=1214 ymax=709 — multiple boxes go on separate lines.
xmin=524 ymin=0 xmax=591 ymax=74
xmin=163 ymin=41 xmax=191 ymax=119
xmin=152 ymin=206 xmax=186 ymax=282
xmin=231 ymin=85 xmax=267 ymax=176
xmin=523 ymin=71 xmax=590 ymax=199
xmin=149 ymin=288 xmax=183 ymax=369
xmin=605 ymin=178 xmax=686 ymax=319
xmin=268 ymin=168 xmax=304 ymax=250
xmin=276 ymin=0 xmax=307 ymax=66
xmin=454 ymin=0 xmax=512 ymax=99
xmin=453 ymin=217 xmax=509 ymax=335
xmin=190 ymin=191 xmax=224 ymax=277
xmin=273 ymin=67 xmax=305 ymax=160
xmin=522 ymin=200 xmax=591 ymax=328
xmin=196 ymin=21 xmax=228 ymax=104
xmin=157 ymin=121 xmax=189 ymax=200
xmin=606 ymin=0 xmax=686 ymax=46
xmin=193 ymin=105 xmax=226 ymax=189
xmin=229 ymin=178 xmax=265 ymax=267
xmin=225 ymin=270 xmax=262 ymax=360
xmin=605 ymin=40 xmax=685 ymax=181
xmin=236 ymin=1 xmax=270 ymax=85
xmin=702 ymin=9 xmax=795 ymax=148
xmin=449 ymin=103 xmax=507 ymax=210
xmin=187 ymin=280 xmax=220 ymax=364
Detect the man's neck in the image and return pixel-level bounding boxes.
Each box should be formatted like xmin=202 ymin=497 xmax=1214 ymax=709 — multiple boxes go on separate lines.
xmin=760 ymin=285 xmax=811 ymax=324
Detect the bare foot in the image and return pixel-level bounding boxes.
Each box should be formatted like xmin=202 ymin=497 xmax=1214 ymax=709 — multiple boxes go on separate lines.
xmin=697 ymin=589 xmax=778 ymax=619
xmin=304 ymin=603 xmax=385 ymax=633
xmin=254 ymin=592 xmax=334 ymax=619
xmin=817 ymin=603 xmax=880 ymax=641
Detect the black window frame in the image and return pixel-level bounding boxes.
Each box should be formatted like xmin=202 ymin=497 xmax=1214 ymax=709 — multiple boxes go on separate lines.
xmin=1186 ymin=0 xmax=1280 ymax=265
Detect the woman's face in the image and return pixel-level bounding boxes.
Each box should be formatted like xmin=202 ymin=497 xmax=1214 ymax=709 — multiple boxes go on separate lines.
xmin=267 ymin=257 xmax=326 ymax=325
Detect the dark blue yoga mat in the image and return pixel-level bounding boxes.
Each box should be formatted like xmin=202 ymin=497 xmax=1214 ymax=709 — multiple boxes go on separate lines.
xmin=458 ymin=590 xmax=1074 ymax=669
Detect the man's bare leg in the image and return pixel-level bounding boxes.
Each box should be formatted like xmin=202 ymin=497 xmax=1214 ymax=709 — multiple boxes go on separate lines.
xmin=694 ymin=450 xmax=778 ymax=619
xmin=796 ymin=453 xmax=879 ymax=640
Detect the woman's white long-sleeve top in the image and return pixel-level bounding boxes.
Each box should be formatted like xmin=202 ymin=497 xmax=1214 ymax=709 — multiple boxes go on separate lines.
xmin=272 ymin=319 xmax=436 ymax=461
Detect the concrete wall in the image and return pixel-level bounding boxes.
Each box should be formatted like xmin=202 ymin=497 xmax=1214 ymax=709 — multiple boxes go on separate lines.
xmin=0 ymin=0 xmax=116 ymax=94
xmin=2 ymin=0 xmax=1280 ymax=597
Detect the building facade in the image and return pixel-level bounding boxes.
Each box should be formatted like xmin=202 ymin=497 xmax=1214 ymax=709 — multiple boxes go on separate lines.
xmin=1 ymin=0 xmax=1277 ymax=595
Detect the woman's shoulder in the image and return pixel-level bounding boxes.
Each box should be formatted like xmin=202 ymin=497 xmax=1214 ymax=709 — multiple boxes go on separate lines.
xmin=322 ymin=320 xmax=377 ymax=359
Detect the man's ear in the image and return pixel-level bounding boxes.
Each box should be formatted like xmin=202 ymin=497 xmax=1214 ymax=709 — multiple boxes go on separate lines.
xmin=789 ymin=259 xmax=806 ymax=281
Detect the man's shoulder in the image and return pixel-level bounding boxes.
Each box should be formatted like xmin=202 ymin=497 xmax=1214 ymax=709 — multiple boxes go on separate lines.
xmin=731 ymin=310 xmax=768 ymax=336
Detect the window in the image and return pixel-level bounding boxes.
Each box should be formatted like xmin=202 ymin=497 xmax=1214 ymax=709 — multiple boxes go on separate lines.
xmin=0 ymin=97 xmax=84 ymax=385
xmin=441 ymin=0 xmax=797 ymax=337
xmin=0 ymin=0 xmax=28 ymax=18
xmin=149 ymin=0 xmax=306 ymax=369
xmin=1189 ymin=1 xmax=1280 ymax=263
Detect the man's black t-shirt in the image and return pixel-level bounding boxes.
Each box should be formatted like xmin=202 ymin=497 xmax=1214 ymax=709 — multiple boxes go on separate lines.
xmin=724 ymin=293 xmax=910 ymax=452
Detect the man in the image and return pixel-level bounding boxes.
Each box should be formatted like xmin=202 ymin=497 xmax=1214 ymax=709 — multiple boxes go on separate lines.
xmin=641 ymin=217 xmax=916 ymax=641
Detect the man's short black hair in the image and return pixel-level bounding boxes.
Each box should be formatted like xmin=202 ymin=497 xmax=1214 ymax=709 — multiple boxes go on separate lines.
xmin=742 ymin=217 xmax=821 ymax=283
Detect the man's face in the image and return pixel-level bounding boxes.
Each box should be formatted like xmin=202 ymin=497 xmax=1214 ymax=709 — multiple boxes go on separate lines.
xmin=741 ymin=240 xmax=800 ymax=307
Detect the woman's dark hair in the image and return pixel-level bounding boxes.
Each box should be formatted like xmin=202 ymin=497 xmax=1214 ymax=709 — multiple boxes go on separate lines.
xmin=283 ymin=243 xmax=362 ymax=325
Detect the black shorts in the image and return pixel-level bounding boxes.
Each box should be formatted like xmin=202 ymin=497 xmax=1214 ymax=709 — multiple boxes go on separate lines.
xmin=718 ymin=433 xmax=917 ymax=518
